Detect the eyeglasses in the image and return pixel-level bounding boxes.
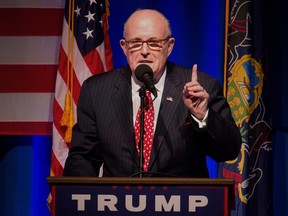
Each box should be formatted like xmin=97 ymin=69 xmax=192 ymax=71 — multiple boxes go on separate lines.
xmin=125 ymin=37 xmax=170 ymax=51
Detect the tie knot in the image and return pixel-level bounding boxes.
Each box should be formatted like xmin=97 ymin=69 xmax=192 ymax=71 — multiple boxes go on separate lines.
xmin=145 ymin=91 xmax=153 ymax=106
xmin=146 ymin=90 xmax=153 ymax=99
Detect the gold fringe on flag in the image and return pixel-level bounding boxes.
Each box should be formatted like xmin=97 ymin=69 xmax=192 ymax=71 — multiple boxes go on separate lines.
xmin=105 ymin=0 xmax=110 ymax=16
xmin=223 ymin=0 xmax=230 ymax=97
xmin=60 ymin=0 xmax=75 ymax=143
xmin=50 ymin=168 xmax=55 ymax=176
xmin=64 ymin=104 xmax=74 ymax=143
xmin=60 ymin=91 xmax=73 ymax=127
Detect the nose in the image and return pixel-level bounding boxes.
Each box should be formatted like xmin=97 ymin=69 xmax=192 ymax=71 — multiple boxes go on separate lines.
xmin=140 ymin=42 xmax=149 ymax=55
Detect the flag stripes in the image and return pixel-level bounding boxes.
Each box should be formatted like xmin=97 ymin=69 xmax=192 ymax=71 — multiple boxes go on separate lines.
xmin=0 ymin=122 xmax=52 ymax=135
xmin=0 ymin=36 xmax=61 ymax=64
xmin=0 ymin=8 xmax=63 ymax=36
xmin=0 ymin=65 xmax=57 ymax=92
xmin=0 ymin=2 xmax=65 ymax=135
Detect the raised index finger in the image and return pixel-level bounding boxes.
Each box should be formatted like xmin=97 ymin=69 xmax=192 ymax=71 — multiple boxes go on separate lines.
xmin=191 ymin=64 xmax=198 ymax=82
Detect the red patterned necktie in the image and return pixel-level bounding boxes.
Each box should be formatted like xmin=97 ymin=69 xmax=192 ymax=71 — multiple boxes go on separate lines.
xmin=134 ymin=91 xmax=154 ymax=171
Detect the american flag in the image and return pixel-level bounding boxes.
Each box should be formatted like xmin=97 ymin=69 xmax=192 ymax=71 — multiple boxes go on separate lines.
xmin=0 ymin=0 xmax=113 ymax=175
xmin=51 ymin=0 xmax=113 ymax=176
xmin=0 ymin=1 xmax=65 ymax=134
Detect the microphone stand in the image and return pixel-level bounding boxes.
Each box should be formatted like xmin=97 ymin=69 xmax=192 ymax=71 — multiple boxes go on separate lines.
xmin=138 ymin=86 xmax=146 ymax=178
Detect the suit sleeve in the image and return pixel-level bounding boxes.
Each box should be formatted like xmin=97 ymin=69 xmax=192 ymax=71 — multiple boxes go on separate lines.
xmin=194 ymin=76 xmax=242 ymax=162
xmin=63 ymin=80 xmax=103 ymax=176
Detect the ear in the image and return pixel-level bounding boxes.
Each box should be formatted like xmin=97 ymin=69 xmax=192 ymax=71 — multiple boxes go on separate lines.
xmin=167 ymin=37 xmax=175 ymax=57
xmin=120 ymin=39 xmax=128 ymax=56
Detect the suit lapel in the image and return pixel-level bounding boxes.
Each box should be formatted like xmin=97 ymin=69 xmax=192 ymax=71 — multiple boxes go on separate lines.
xmin=111 ymin=66 xmax=139 ymax=166
xmin=148 ymin=63 xmax=183 ymax=171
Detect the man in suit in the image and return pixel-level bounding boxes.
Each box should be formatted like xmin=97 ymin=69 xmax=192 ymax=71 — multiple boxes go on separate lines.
xmin=63 ymin=9 xmax=241 ymax=177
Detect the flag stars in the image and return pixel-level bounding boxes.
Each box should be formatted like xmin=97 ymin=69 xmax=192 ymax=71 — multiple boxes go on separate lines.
xmin=85 ymin=11 xmax=95 ymax=22
xmin=89 ymin=0 xmax=97 ymax=6
xmin=83 ymin=28 xmax=94 ymax=39
xmin=74 ymin=6 xmax=81 ymax=16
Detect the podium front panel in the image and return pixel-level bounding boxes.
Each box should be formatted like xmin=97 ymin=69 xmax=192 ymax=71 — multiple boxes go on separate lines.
xmin=48 ymin=177 xmax=233 ymax=216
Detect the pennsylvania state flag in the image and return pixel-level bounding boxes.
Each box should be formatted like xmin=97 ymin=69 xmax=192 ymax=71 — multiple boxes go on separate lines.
xmin=218 ymin=0 xmax=273 ymax=215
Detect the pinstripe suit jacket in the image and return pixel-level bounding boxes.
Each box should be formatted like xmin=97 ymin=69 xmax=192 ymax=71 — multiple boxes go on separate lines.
xmin=63 ymin=61 xmax=241 ymax=177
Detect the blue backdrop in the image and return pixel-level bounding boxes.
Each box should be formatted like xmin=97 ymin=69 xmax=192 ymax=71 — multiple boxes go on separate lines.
xmin=0 ymin=0 xmax=287 ymax=215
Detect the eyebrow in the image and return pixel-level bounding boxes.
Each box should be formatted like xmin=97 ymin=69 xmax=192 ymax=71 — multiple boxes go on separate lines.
xmin=127 ymin=37 xmax=160 ymax=41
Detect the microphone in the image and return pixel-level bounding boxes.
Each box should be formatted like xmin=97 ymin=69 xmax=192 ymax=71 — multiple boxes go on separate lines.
xmin=135 ymin=64 xmax=157 ymax=98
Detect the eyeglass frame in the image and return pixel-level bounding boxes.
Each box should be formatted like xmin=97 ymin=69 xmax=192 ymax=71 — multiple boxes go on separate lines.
xmin=124 ymin=37 xmax=171 ymax=51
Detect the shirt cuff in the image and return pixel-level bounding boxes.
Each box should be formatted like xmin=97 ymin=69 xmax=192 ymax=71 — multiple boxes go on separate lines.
xmin=191 ymin=109 xmax=209 ymax=128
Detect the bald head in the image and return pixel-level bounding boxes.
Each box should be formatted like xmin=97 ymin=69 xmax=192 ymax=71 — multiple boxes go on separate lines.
xmin=120 ymin=9 xmax=175 ymax=79
xmin=123 ymin=9 xmax=172 ymax=39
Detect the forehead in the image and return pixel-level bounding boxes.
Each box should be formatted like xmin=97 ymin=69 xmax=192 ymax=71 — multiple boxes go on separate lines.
xmin=125 ymin=11 xmax=168 ymax=39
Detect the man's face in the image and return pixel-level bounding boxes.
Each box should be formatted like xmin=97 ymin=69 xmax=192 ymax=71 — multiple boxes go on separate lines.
xmin=120 ymin=10 xmax=175 ymax=80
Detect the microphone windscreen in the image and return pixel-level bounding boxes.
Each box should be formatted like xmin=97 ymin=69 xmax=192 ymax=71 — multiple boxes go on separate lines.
xmin=135 ymin=64 xmax=153 ymax=82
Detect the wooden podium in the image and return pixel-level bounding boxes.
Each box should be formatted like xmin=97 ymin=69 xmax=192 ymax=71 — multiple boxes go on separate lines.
xmin=47 ymin=177 xmax=234 ymax=216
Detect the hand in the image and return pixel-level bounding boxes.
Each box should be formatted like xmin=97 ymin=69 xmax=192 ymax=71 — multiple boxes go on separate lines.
xmin=182 ymin=64 xmax=209 ymax=120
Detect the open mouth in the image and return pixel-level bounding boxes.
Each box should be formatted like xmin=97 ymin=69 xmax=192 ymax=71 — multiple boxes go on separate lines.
xmin=138 ymin=61 xmax=152 ymax=64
